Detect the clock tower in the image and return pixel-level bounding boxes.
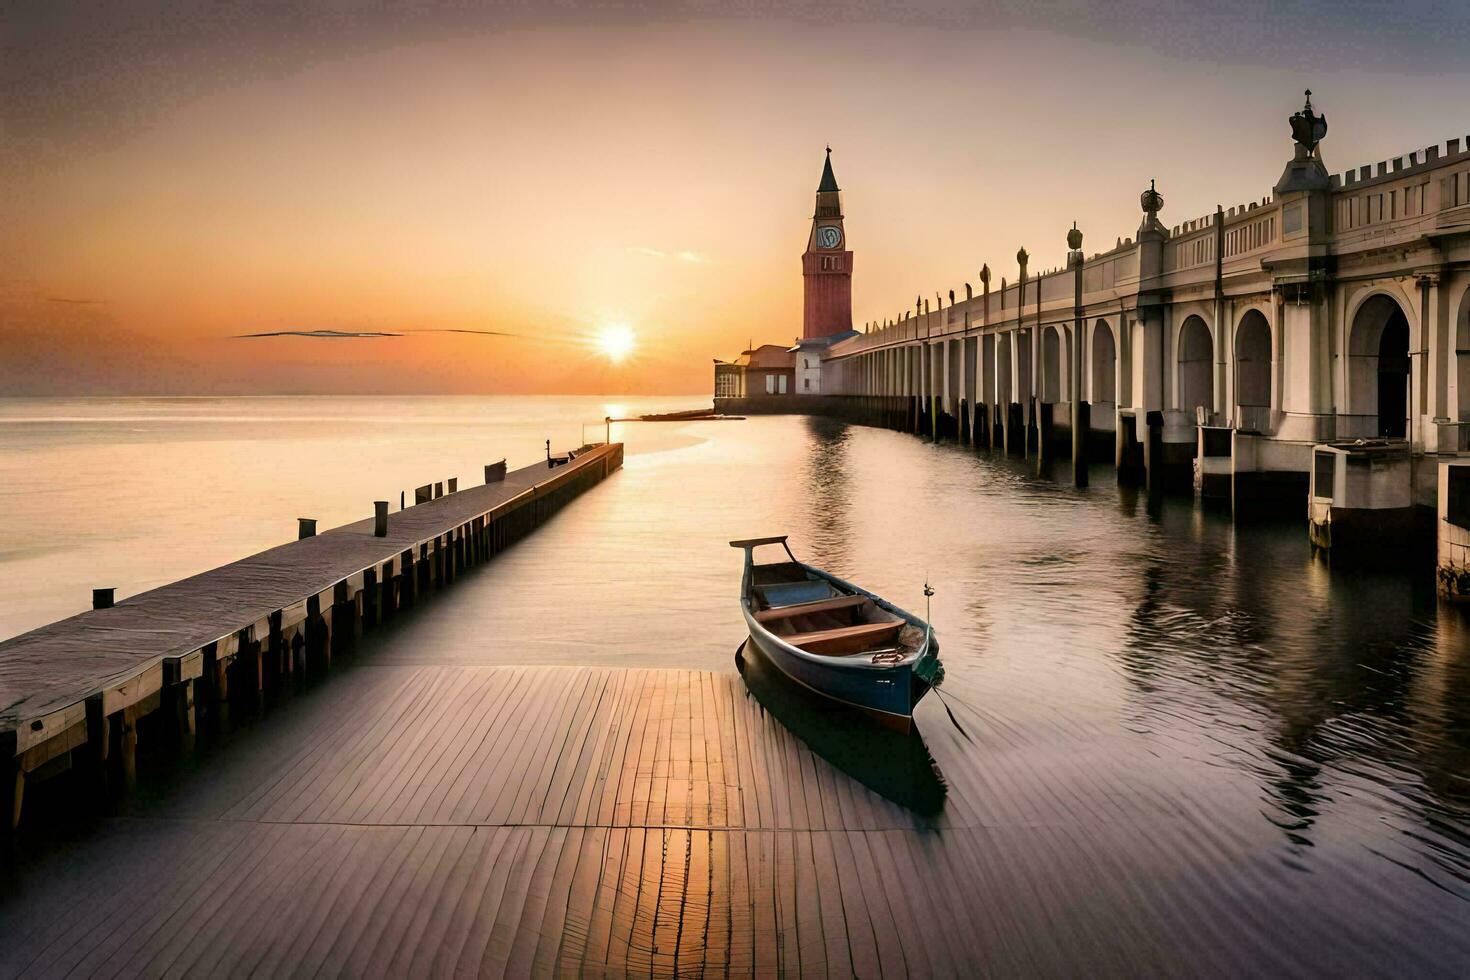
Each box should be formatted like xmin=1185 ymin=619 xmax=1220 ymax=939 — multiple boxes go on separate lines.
xmin=801 ymin=147 xmax=853 ymax=340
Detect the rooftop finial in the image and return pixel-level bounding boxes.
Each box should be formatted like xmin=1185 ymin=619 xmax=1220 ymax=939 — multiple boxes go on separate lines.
xmin=1289 ymin=92 xmax=1327 ymax=158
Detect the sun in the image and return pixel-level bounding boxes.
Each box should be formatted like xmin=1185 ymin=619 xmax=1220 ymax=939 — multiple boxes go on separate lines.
xmin=593 ymin=323 xmax=636 ymax=363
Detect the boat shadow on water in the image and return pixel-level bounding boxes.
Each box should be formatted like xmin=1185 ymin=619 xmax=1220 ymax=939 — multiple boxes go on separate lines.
xmin=736 ymin=639 xmax=948 ymax=817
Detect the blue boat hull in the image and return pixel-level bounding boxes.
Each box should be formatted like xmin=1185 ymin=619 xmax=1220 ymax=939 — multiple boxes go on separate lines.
xmin=745 ymin=622 xmax=928 ymax=731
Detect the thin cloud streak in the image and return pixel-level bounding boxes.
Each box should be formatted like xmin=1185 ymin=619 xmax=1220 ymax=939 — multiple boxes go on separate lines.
xmin=630 ymin=246 xmax=711 ymax=264
xmin=233 ymin=329 xmax=401 ymax=338
xmin=230 ymin=327 xmax=578 ymax=344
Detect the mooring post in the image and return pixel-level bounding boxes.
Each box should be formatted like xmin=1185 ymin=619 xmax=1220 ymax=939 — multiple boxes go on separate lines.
xmin=434 ymin=482 xmax=444 ymax=499
xmin=298 ymin=518 xmax=316 ymax=539
xmin=378 ymin=559 xmax=396 ymax=621
xmin=362 ymin=567 xmax=379 ymax=629
xmin=168 ymin=677 xmax=196 ymax=752
xmin=1144 ymin=410 xmax=1165 ymax=494
xmin=399 ymin=549 xmax=417 ymax=609
xmin=331 ymin=582 xmax=356 ymax=658
xmin=268 ymin=610 xmax=286 ymax=685
xmin=92 ymin=588 xmax=114 ymax=610
xmin=1 ymin=732 xmax=21 ymax=834
xmin=118 ymin=712 xmax=138 ymax=791
xmin=374 ymin=501 xmax=389 ymax=537
xmin=305 ymin=594 xmax=326 ymax=669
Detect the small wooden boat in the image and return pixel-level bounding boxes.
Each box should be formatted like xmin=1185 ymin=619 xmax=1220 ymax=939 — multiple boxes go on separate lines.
xmin=731 ymin=536 xmax=944 ymax=732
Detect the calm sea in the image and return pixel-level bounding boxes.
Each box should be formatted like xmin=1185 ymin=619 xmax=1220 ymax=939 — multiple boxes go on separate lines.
xmin=2 ymin=396 xmax=1467 ymax=967
xmin=0 ymin=395 xmax=705 ymax=640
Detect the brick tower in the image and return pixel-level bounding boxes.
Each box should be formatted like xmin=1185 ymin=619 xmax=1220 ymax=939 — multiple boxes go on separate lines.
xmin=801 ymin=148 xmax=853 ymax=340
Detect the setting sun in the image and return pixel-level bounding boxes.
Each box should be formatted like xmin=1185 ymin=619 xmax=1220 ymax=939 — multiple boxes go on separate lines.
xmin=593 ymin=323 xmax=637 ymax=363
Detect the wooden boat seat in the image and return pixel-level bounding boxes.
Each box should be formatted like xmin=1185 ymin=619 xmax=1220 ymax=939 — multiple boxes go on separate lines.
xmin=785 ymin=620 xmax=905 ymax=656
xmin=753 ymin=594 xmax=867 ymax=624
xmin=757 ymin=580 xmax=836 ymax=608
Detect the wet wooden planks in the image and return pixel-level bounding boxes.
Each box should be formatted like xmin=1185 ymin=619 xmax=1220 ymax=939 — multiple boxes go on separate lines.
xmin=2 ymin=665 xmax=1465 ymax=977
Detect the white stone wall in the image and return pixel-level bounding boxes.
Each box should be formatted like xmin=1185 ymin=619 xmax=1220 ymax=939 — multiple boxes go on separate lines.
xmin=796 ymin=352 xmax=822 ymax=395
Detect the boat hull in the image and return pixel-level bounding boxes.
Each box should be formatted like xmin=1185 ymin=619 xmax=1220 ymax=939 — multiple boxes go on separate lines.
xmin=745 ymin=623 xmax=922 ymax=732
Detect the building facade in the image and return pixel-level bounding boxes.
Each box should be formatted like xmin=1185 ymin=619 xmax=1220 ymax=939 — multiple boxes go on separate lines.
xmin=712 ymin=344 xmax=796 ymax=398
xmin=716 ymin=95 xmax=1470 ymax=575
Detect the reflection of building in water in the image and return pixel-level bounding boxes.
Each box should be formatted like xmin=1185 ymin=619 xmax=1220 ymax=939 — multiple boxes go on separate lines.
xmin=801 ymin=416 xmax=853 ymax=560
xmin=1116 ymin=507 xmax=1470 ymax=854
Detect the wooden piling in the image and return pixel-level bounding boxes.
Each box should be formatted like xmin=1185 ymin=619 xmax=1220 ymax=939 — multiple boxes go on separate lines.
xmin=374 ymin=501 xmax=389 ymax=537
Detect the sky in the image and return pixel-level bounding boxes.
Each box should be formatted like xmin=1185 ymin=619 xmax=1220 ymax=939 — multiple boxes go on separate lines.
xmin=3 ymin=1 xmax=1468 ymax=395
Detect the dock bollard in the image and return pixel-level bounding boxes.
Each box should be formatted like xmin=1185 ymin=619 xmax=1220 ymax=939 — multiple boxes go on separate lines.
xmin=92 ymin=588 xmax=115 ymax=610
xmin=374 ymin=501 xmax=389 ymax=537
xmin=298 ymin=518 xmax=317 ymax=539
xmin=434 ymin=482 xmax=443 ymax=499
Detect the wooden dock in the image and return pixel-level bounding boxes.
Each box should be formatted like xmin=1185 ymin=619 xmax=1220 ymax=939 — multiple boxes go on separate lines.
xmin=0 ymin=443 xmax=624 ymax=830
xmin=3 ymin=660 xmax=1460 ymax=976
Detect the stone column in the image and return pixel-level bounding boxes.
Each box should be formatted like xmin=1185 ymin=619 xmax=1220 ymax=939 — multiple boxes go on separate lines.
xmin=1069 ymin=225 xmax=1089 ymax=487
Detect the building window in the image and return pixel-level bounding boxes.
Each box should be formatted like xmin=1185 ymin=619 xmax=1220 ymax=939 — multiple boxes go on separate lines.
xmin=765 ymin=375 xmax=776 ymax=394
xmin=804 ymin=378 xmax=811 ymax=390
xmin=803 ymin=358 xmax=809 ymax=369
xmin=778 ymin=375 xmax=788 ymax=394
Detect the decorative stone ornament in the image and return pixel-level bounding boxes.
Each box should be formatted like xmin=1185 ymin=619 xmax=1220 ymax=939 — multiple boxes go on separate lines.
xmin=1289 ymin=90 xmax=1328 ymax=159
xmin=1140 ymin=178 xmax=1164 ymax=218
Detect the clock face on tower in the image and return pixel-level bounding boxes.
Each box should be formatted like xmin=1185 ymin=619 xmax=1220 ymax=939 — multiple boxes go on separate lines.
xmin=817 ymin=225 xmax=843 ymax=249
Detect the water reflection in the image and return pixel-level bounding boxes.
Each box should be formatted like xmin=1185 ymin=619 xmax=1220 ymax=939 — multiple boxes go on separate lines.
xmin=801 ymin=415 xmax=853 ymax=570
xmin=1114 ymin=495 xmax=1469 ymax=884
xmin=735 ymin=639 xmax=947 ymax=816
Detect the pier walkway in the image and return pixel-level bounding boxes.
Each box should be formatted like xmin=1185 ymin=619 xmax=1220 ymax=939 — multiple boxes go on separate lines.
xmin=3 ymin=663 xmax=1462 ymax=976
xmin=0 ymin=444 xmax=624 ymax=828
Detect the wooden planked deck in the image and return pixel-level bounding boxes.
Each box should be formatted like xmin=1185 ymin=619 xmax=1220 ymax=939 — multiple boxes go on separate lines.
xmin=0 ymin=444 xmax=624 ymax=828
xmin=4 ymin=663 xmax=1461 ymax=977
xmin=0 ymin=667 xmax=974 ymax=976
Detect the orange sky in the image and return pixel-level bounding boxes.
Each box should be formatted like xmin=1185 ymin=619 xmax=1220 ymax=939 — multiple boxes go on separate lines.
xmin=3 ymin=10 xmax=1468 ymax=394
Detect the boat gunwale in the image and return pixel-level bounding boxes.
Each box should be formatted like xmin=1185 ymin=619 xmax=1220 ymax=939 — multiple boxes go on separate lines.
xmin=739 ymin=560 xmax=935 ymax=673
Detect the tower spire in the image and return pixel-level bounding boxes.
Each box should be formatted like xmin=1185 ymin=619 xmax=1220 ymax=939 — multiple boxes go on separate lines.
xmin=818 ymin=146 xmax=839 ymax=193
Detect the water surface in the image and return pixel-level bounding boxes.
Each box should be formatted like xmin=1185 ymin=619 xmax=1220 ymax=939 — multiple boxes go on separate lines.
xmin=2 ymin=399 xmax=1467 ymax=971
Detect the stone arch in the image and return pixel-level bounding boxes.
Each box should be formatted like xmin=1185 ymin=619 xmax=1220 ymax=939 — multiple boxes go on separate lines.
xmin=1347 ymin=292 xmax=1412 ymax=438
xmin=1091 ymin=319 xmax=1116 ymax=405
xmin=1458 ymin=285 xmax=1470 ymax=423
xmin=1041 ymin=326 xmax=1062 ymax=403
xmin=1235 ymin=309 xmax=1272 ymax=408
xmin=1177 ymin=314 xmax=1214 ymax=416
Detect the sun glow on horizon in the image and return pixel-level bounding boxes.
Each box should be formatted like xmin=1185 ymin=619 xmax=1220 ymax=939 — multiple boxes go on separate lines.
xmin=593 ymin=323 xmax=637 ymax=364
